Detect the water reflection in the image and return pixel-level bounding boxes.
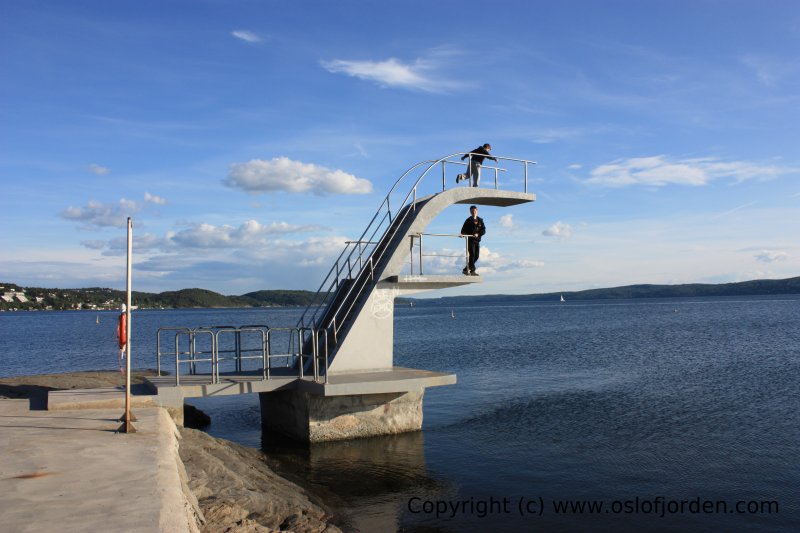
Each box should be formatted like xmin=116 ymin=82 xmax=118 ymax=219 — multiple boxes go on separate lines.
xmin=260 ymin=429 xmax=451 ymax=532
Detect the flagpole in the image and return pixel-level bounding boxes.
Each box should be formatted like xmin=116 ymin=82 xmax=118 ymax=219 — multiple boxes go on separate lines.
xmin=119 ymin=217 xmax=136 ymax=433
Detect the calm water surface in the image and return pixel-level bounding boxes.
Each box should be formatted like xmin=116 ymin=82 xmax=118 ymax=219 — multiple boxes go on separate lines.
xmin=1 ymin=296 xmax=798 ymax=531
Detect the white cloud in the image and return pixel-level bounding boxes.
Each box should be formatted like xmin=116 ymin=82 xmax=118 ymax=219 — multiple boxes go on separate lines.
xmin=80 ymin=240 xmax=107 ymax=250
xmin=754 ymin=250 xmax=788 ymax=263
xmin=95 ymin=233 xmax=167 ymax=256
xmin=585 ymin=155 xmax=794 ymax=187
xmin=61 ymin=198 xmax=139 ymax=228
xmin=132 ymin=235 xmax=347 ymax=276
xmin=473 ymin=246 xmax=544 ymax=274
xmin=144 ymin=191 xmax=167 ymax=205
xmin=741 ymin=54 xmax=798 ymax=87
xmin=224 ymin=157 xmax=373 ymax=195
xmin=86 ymin=220 xmax=327 ymax=256
xmin=231 ymin=30 xmax=261 ymax=43
xmin=542 ymin=221 xmax=573 ymax=239
xmin=568 ymin=163 xmax=583 ymax=170
xmin=320 ymin=55 xmax=459 ymax=92
xmin=87 ymin=163 xmax=110 ymax=176
xmin=168 ymin=220 xmax=322 ymax=249
xmin=499 ymin=214 xmax=515 ymax=229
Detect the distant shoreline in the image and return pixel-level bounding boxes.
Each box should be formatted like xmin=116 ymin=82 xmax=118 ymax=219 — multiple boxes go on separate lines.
xmin=3 ymin=275 xmax=799 ymax=312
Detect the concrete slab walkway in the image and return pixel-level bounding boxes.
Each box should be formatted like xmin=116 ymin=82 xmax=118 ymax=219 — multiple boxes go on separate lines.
xmin=0 ymin=400 xmax=199 ymax=532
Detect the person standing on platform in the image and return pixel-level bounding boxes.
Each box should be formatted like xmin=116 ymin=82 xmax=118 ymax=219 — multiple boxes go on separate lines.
xmin=460 ymin=205 xmax=485 ymax=275
xmin=456 ymin=143 xmax=496 ymax=187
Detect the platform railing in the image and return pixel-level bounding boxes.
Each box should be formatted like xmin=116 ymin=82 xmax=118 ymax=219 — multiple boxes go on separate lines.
xmin=296 ymin=153 xmax=536 ymax=346
xmin=156 ymin=325 xmax=329 ymax=385
xmin=409 ymin=232 xmax=470 ymax=275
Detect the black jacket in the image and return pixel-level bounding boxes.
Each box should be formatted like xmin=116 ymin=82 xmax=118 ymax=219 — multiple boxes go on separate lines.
xmin=461 ymin=146 xmax=497 ymax=165
xmin=461 ymin=216 xmax=486 ymax=242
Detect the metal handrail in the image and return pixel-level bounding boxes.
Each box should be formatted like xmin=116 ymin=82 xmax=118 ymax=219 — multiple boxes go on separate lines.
xmin=158 ymin=324 xmax=328 ymax=385
xmin=215 ymin=326 xmax=268 ymax=381
xmin=173 ymin=329 xmax=215 ymax=386
xmin=156 ymin=327 xmax=191 ymax=377
xmin=409 ymin=232 xmax=469 ymax=275
xmin=296 ymin=153 xmax=536 ymax=343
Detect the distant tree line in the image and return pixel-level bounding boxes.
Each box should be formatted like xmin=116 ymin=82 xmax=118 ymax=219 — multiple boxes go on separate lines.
xmin=424 ymin=276 xmax=800 ymax=306
xmin=0 ymin=283 xmax=322 ymax=311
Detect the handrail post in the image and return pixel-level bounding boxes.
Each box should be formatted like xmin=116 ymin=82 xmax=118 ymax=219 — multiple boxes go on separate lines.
xmin=409 ymin=235 xmax=414 ymax=275
xmin=419 ymin=233 xmax=423 ymax=275
xmin=190 ymin=332 xmax=196 ymax=375
xmin=261 ymin=329 xmax=267 ymax=380
xmin=156 ymin=329 xmax=162 ymax=376
xmin=524 ymin=162 xmax=528 ymax=194
xmin=441 ymin=161 xmax=446 ymax=191
xmin=297 ymin=329 xmax=304 ymax=379
xmin=212 ymin=330 xmax=219 ymax=384
xmin=174 ymin=333 xmax=180 ymax=386
xmin=265 ymin=329 xmax=271 ymax=379
xmin=236 ymin=329 xmax=242 ymax=373
xmin=313 ymin=329 xmax=319 ymax=381
xmin=212 ymin=330 xmax=218 ymax=384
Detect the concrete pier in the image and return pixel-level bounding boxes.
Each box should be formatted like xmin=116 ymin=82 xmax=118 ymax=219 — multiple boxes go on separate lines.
xmin=0 ymin=399 xmax=200 ymax=532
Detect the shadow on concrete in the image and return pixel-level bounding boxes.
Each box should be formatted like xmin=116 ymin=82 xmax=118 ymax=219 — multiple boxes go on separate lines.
xmin=0 ymin=384 xmax=52 ymax=410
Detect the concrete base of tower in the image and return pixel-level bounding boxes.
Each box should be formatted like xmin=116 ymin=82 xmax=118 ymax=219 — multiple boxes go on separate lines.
xmin=259 ymin=389 xmax=425 ymax=443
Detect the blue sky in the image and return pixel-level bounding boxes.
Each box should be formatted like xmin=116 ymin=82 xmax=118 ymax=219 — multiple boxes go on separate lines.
xmin=2 ymin=0 xmax=799 ymax=296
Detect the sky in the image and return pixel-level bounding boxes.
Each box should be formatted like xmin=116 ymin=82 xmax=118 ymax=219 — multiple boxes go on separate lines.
xmin=2 ymin=0 xmax=800 ymax=297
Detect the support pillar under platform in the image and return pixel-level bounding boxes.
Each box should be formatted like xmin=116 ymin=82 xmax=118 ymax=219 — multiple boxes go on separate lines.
xmin=259 ymin=389 xmax=424 ymax=443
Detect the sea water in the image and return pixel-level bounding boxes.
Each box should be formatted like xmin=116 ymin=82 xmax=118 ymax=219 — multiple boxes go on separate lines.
xmin=1 ymin=295 xmax=798 ymax=531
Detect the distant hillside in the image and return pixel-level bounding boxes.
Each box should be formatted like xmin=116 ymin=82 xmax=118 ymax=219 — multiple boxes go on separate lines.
xmin=0 ymin=283 xmax=318 ymax=311
xmin=135 ymin=288 xmax=250 ymax=308
xmin=423 ymin=276 xmax=800 ymax=306
xmin=241 ymin=290 xmax=322 ymax=307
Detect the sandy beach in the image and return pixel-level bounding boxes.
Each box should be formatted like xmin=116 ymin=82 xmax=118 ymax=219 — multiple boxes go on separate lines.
xmin=0 ymin=371 xmax=342 ymax=533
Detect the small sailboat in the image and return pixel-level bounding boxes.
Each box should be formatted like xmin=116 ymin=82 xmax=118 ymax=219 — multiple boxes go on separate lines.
xmin=451 ymin=310 xmax=456 ymax=319
xmin=96 ymin=315 xmax=100 ymax=324
xmin=560 ymin=294 xmax=565 ymax=303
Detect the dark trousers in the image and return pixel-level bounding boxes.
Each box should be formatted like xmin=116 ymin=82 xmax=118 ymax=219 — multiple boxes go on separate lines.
xmin=467 ymin=238 xmax=480 ymax=272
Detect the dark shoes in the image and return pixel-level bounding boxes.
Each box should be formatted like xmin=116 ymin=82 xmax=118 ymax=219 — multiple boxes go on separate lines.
xmin=462 ymin=268 xmax=470 ymax=275
xmin=463 ymin=268 xmax=479 ymax=276
xmin=456 ymin=174 xmax=465 ymax=183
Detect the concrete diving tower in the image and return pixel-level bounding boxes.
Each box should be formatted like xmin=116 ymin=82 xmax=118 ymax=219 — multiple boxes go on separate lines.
xmin=326 ymin=187 xmax=535 ymax=373
xmin=258 ymin=154 xmax=536 ymax=441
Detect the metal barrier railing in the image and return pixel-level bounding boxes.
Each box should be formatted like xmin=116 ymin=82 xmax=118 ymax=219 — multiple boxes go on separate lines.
xmin=156 ymin=325 xmax=329 ymax=386
xmin=409 ymin=232 xmax=469 ymax=275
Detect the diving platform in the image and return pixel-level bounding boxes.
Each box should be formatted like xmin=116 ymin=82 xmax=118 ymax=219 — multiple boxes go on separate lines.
xmin=151 ymin=153 xmax=536 ymax=441
xmin=386 ymin=274 xmax=482 ymax=290
xmin=144 ymin=367 xmax=455 ymax=399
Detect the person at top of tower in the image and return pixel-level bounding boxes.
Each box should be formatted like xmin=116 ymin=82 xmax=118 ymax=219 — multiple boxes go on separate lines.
xmin=456 ymin=143 xmax=496 ymax=187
